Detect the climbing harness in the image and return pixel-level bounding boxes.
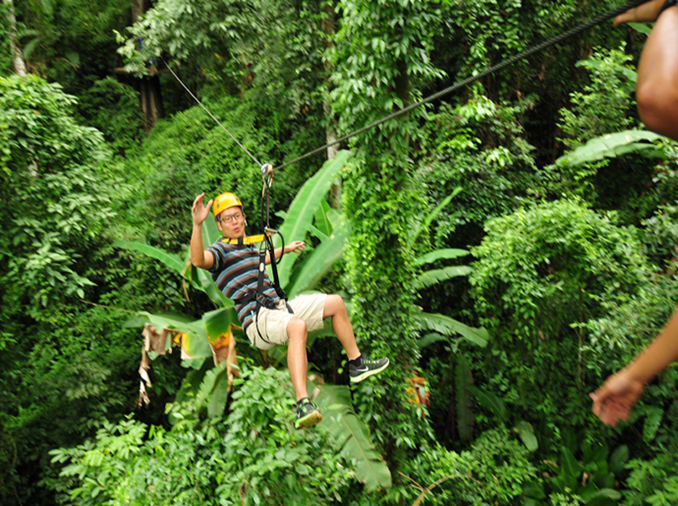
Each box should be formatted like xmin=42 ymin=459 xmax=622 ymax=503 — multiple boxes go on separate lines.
xmin=223 ymin=164 xmax=292 ymax=345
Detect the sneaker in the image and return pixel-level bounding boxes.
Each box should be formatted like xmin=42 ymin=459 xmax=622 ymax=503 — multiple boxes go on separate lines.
xmin=295 ymin=398 xmax=322 ymax=429
xmin=349 ymin=356 xmax=390 ymax=383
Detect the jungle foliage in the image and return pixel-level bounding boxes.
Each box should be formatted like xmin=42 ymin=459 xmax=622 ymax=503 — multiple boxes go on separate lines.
xmin=2 ymin=1 xmax=678 ymax=505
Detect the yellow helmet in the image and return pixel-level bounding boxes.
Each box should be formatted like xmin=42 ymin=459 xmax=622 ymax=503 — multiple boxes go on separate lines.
xmin=213 ymin=192 xmax=243 ymax=220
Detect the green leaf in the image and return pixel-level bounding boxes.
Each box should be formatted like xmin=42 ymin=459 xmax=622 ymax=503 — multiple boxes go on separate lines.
xmin=275 ymin=150 xmax=350 ymax=288
xmin=582 ymin=488 xmax=622 ymax=505
xmin=416 ymin=332 xmax=448 ymax=349
xmin=202 ymin=213 xmax=222 ymax=247
xmin=555 ymin=130 xmax=665 ymax=167
xmin=313 ymin=198 xmax=333 ymax=238
xmin=412 ymin=187 xmax=463 ymax=242
xmin=514 ymin=420 xmax=538 ymax=452
xmin=412 ymin=311 xmax=489 ymax=347
xmin=202 ymin=307 xmax=240 ymax=343
xmin=560 ymin=447 xmax=581 ymax=480
xmin=308 ymin=380 xmax=392 ymax=492
xmin=608 ymin=445 xmax=629 ymax=476
xmin=413 ymin=265 xmax=472 ymax=290
xmin=643 ymin=406 xmax=663 ymax=443
xmin=414 ymin=248 xmax=470 ymax=266
xmin=285 ymin=215 xmax=350 ymax=297
xmin=140 ymin=311 xmax=212 ymax=359
xmin=467 ymin=386 xmax=507 ymax=423
xmin=113 ymin=240 xmax=185 ymax=273
xmin=627 ymin=22 xmax=653 ymax=35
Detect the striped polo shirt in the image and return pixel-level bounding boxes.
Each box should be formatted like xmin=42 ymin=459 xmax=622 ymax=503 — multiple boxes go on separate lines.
xmin=207 ymin=239 xmax=280 ymax=331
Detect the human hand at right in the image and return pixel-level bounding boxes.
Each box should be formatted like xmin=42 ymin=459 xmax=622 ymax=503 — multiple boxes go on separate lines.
xmin=614 ymin=0 xmax=665 ymax=26
xmin=589 ymin=369 xmax=645 ymax=426
xmin=192 ymin=193 xmax=213 ymax=226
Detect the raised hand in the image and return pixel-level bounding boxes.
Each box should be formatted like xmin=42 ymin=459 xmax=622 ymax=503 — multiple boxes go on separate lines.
xmin=614 ymin=0 xmax=664 ymax=26
xmin=192 ymin=193 xmax=213 ymax=226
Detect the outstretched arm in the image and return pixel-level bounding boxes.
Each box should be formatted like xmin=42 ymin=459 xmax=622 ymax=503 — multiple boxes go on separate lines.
xmin=191 ymin=193 xmax=215 ymax=269
xmin=590 ymin=307 xmax=678 ymax=426
xmin=265 ymin=241 xmax=305 ymax=265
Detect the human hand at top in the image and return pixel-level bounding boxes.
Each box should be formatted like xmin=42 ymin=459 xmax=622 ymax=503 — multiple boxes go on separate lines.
xmin=285 ymin=241 xmax=305 ymax=254
xmin=192 ymin=193 xmax=213 ymax=226
xmin=614 ymin=0 xmax=665 ymax=26
xmin=589 ymin=369 xmax=646 ymax=426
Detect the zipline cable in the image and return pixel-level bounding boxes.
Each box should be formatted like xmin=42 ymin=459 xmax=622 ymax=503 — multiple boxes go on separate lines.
xmin=271 ymin=0 xmax=646 ymax=172
xmin=161 ymin=57 xmax=263 ymax=167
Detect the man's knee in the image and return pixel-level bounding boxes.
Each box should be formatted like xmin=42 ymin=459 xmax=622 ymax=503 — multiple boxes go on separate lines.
xmin=324 ymin=294 xmax=346 ymax=318
xmin=287 ymin=317 xmax=308 ymax=342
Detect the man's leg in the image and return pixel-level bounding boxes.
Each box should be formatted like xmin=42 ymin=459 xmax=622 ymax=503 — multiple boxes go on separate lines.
xmin=286 ymin=316 xmax=309 ymax=401
xmin=323 ymin=294 xmax=360 ymax=360
xmin=636 ymin=7 xmax=678 ymax=140
xmin=322 ymin=294 xmax=389 ymax=382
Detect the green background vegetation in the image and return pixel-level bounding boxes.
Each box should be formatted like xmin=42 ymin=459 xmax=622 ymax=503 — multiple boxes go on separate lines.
xmin=2 ymin=0 xmax=678 ymax=505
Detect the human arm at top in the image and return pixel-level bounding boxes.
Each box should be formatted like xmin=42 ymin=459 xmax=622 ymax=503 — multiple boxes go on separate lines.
xmin=265 ymin=241 xmax=305 ymax=265
xmin=590 ymin=307 xmax=678 ymax=426
xmin=613 ymin=0 xmax=664 ymax=25
xmin=190 ymin=193 xmax=215 ymax=269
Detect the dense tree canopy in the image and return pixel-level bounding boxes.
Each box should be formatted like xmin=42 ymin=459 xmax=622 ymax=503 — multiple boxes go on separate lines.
xmin=2 ymin=1 xmax=678 ymax=505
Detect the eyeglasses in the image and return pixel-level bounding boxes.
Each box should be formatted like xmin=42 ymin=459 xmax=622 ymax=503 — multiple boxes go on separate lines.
xmin=219 ymin=211 xmax=243 ymax=223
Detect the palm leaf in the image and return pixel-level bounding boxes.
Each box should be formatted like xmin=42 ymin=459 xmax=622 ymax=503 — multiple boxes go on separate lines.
xmin=556 ymin=130 xmax=665 ymax=167
xmin=286 ymin=216 xmax=350 ymax=297
xmin=412 ymin=187 xmax=463 ymax=242
xmin=414 ymin=248 xmax=469 ymax=266
xmin=275 ymin=150 xmax=350 ymax=288
xmin=308 ymin=380 xmax=392 ymax=492
xmin=412 ymin=312 xmax=489 ymax=347
xmin=413 ymin=266 xmax=472 ymax=290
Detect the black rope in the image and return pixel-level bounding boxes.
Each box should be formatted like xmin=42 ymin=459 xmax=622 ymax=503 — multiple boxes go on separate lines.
xmin=272 ymin=0 xmax=646 ymax=172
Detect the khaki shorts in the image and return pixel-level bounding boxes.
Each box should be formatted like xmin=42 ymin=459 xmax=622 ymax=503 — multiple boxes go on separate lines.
xmin=245 ymin=293 xmax=327 ymax=350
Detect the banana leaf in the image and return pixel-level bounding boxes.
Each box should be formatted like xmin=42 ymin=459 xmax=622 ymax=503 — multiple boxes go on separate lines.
xmin=414 ymin=248 xmax=469 ymax=266
xmin=114 ymin=238 xmax=231 ymax=307
xmin=113 ymin=240 xmax=185 ymax=273
xmin=314 ymin=198 xmax=334 ymax=238
xmin=275 ymin=150 xmax=350 ymax=288
xmin=412 ymin=311 xmax=489 ymax=347
xmin=308 ymin=380 xmax=392 ymax=492
xmin=286 ymin=216 xmax=350 ymax=297
xmin=413 ymin=265 xmax=472 ymax=290
xmin=555 ymin=130 xmax=665 ymax=167
xmin=412 ymin=187 xmax=462 ymax=242
xmin=140 ymin=311 xmax=212 ymax=359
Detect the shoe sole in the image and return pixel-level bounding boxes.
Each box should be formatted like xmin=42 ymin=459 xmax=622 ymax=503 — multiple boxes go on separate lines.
xmin=295 ymin=410 xmax=322 ymax=429
xmin=350 ymin=360 xmax=390 ymax=383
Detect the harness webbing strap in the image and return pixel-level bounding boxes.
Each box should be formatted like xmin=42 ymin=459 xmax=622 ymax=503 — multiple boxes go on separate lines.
xmin=221 ymin=234 xmax=267 ymax=246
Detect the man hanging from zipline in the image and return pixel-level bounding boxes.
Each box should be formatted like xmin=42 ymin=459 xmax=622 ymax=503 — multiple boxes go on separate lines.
xmin=190 ymin=190 xmax=389 ymax=429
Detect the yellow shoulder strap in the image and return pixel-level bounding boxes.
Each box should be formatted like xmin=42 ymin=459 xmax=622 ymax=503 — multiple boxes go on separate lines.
xmin=221 ymin=234 xmax=267 ymax=246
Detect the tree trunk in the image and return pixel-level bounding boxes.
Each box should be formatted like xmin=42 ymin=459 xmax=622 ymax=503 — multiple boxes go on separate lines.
xmin=322 ymin=2 xmax=341 ymax=208
xmin=4 ymin=0 xmax=27 ymax=76
xmin=131 ymin=0 xmax=163 ymax=131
